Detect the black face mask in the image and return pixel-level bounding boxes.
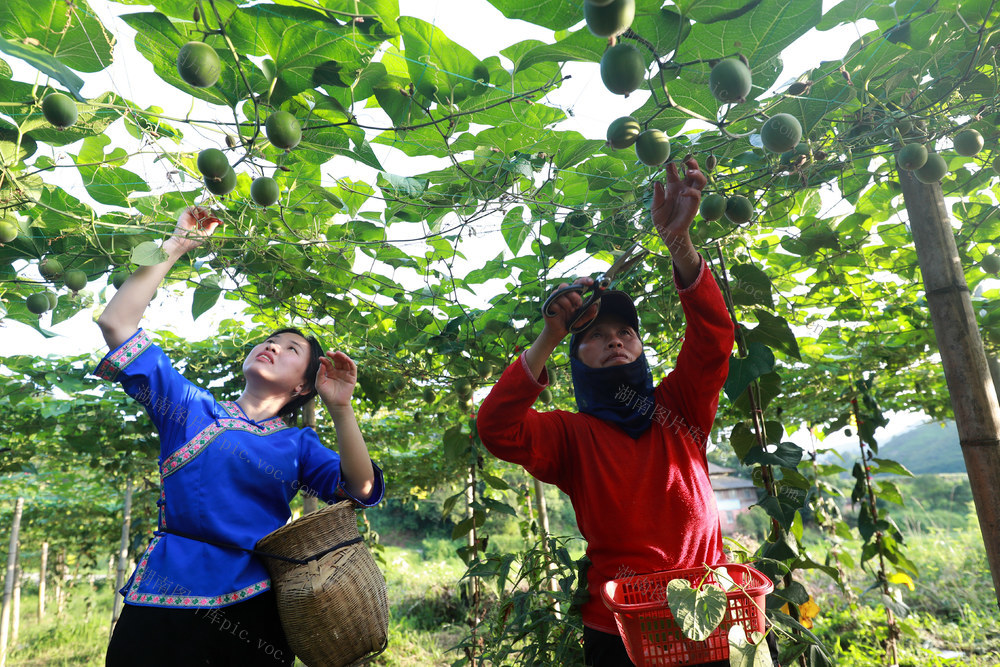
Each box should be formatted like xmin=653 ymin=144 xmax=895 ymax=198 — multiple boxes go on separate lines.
xmin=570 ymin=353 xmax=655 ymax=439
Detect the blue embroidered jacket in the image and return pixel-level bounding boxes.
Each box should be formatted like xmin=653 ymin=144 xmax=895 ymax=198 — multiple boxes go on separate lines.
xmin=94 ymin=329 xmax=385 ymax=609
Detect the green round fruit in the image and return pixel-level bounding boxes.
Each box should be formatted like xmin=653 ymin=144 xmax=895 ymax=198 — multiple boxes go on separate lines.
xmin=250 ymin=177 xmax=280 ymax=207
xmin=566 ymin=210 xmax=591 ymax=229
xmin=265 ymin=111 xmax=302 ymax=150
xmin=63 ymin=269 xmax=87 ymax=292
xmin=540 ymin=387 xmax=553 ymax=404
xmin=205 ymin=167 xmax=237 ymax=195
xmin=39 ymin=258 xmax=63 ymax=280
xmin=477 ymin=361 xmax=495 ymax=379
xmin=26 ymin=293 xmax=49 ymax=315
xmin=44 ymin=291 xmax=58 ymax=310
xmin=724 ymin=195 xmax=754 ymax=224
xmin=600 ymin=43 xmax=646 ymax=96
xmin=111 ymin=270 xmax=130 ymax=289
xmin=896 ymin=143 xmax=928 ymax=171
xmin=634 ymin=129 xmax=670 ymax=166
xmin=699 ymin=193 xmax=727 ymax=221
xmin=197 ymin=148 xmax=230 ymax=180
xmin=177 ymin=41 xmax=221 ymax=88
xmin=760 ymin=113 xmax=802 ymax=153
xmin=41 ymin=92 xmax=78 ymax=129
xmin=981 ymin=254 xmax=1000 ymax=275
xmin=456 ymin=378 xmax=473 ymax=399
xmin=953 ymin=128 xmax=984 ymax=157
xmin=0 ymin=219 xmax=17 ymax=243
xmin=422 ymin=387 xmax=436 ymax=404
xmin=914 ymin=153 xmax=947 ymax=184
xmin=779 ymin=142 xmax=810 ymax=166
xmin=607 ymin=116 xmax=641 ymax=149
xmin=708 ymin=58 xmax=752 ymax=104
xmin=891 ymin=113 xmax=913 ymax=136
xmin=583 ymin=0 xmax=635 ymax=38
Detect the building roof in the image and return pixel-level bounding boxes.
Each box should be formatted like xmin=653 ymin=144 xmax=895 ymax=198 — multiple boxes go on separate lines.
xmin=710 ymin=475 xmax=758 ymax=490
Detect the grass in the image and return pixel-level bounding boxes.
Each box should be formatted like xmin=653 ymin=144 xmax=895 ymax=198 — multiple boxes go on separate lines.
xmin=792 ymin=523 xmax=1000 ymax=667
xmin=3 ymin=531 xmax=998 ymax=666
xmin=2 ymin=546 xmax=468 ymax=667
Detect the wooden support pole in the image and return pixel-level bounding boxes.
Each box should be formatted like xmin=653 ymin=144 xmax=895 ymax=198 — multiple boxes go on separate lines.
xmin=0 ymin=497 xmax=25 ymax=667
xmin=10 ymin=557 xmax=19 ymax=646
xmin=109 ymin=478 xmax=133 ymax=642
xmin=38 ymin=542 xmax=47 ymax=622
xmin=899 ymin=169 xmax=1000 ymax=604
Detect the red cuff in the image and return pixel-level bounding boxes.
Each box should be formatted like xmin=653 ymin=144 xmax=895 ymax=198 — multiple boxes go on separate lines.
xmin=518 ymin=353 xmax=550 ymax=389
xmin=674 ymin=254 xmax=706 ymax=294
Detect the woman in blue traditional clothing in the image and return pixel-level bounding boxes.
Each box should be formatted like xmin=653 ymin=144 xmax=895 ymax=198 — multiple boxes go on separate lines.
xmin=100 ymin=206 xmax=384 ymax=666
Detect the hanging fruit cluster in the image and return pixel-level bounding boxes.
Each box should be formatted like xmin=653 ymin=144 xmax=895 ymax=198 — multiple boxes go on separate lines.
xmin=583 ymin=0 xmax=810 ymax=227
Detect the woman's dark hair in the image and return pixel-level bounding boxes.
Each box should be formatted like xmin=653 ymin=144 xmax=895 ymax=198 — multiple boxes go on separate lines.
xmin=266 ymin=327 xmax=325 ymax=417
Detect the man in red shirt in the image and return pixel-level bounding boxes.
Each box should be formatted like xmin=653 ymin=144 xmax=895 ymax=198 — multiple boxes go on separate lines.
xmin=476 ymin=157 xmax=736 ymax=666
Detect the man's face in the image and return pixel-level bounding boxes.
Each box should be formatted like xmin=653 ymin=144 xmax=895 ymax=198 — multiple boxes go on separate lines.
xmin=575 ymin=315 xmax=643 ymax=369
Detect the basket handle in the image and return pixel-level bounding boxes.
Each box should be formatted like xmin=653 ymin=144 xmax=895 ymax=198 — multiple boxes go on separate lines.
xmin=159 ymin=528 xmax=363 ymax=565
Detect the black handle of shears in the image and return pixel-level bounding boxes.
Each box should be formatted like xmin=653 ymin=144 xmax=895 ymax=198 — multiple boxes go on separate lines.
xmin=542 ymin=284 xmax=603 ymax=334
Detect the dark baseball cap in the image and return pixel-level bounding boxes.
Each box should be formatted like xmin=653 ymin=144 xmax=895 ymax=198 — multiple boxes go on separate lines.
xmin=569 ymin=290 xmax=640 ymax=356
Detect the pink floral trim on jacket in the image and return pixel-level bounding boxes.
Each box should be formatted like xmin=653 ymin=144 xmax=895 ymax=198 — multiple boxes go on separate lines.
xmin=125 ymin=537 xmax=270 ymax=608
xmin=95 ymin=330 xmax=153 ymax=382
xmin=160 ymin=414 xmax=290 ymax=479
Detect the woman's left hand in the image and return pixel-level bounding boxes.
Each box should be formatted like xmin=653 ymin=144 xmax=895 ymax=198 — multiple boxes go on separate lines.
xmin=315 ymin=351 xmax=358 ymax=407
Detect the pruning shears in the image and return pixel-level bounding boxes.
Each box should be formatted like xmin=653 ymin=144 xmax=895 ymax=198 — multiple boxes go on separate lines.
xmin=541 ymin=242 xmax=649 ymax=334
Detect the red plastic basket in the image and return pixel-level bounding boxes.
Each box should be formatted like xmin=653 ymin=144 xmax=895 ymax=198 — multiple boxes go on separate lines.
xmin=602 ymin=563 xmax=773 ymax=666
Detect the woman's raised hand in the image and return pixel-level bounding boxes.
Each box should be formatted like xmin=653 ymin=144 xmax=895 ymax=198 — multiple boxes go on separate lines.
xmin=164 ymin=206 xmax=222 ymax=255
xmin=315 ymin=351 xmax=358 ymax=407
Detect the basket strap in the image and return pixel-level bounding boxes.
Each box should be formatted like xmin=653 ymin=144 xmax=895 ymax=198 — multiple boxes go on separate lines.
xmin=156 ymin=529 xmax=364 ymax=566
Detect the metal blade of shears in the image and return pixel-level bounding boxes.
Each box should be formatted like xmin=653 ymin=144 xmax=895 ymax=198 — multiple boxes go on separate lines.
xmin=595 ymin=243 xmax=649 ymax=290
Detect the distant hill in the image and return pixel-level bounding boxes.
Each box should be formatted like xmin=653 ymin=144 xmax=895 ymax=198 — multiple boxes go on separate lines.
xmin=873 ymin=420 xmax=966 ymax=474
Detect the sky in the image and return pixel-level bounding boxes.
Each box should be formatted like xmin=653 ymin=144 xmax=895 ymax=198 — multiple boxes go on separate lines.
xmin=0 ymin=0 xmax=934 ymax=448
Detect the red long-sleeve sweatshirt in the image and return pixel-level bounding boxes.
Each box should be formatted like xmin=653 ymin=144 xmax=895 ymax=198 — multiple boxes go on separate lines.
xmin=476 ymin=259 xmax=736 ymax=634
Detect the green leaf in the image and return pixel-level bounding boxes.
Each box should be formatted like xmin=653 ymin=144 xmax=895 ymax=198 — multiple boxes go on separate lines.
xmin=192 ymin=275 xmax=223 ymax=321
xmin=72 ymin=135 xmax=150 ymax=207
xmin=729 ymin=422 xmax=758 ymax=462
xmin=745 ymin=310 xmax=801 ymax=360
xmin=666 ymin=578 xmax=728 ymax=642
xmin=443 ymin=424 xmax=470 ymax=461
xmin=724 ymin=342 xmax=775 ymax=401
xmin=677 ymin=0 xmax=822 ymax=70
xmin=729 ymin=264 xmax=774 ymax=308
xmin=481 ymin=472 xmax=510 ymax=490
xmin=727 ymin=624 xmax=774 ymax=667
xmin=501 ymin=206 xmax=530 ymax=254
xmin=398 ymin=17 xmax=490 ymax=105
xmin=130 ymin=241 xmax=168 ymax=267
xmin=744 ymin=441 xmax=804 ymax=469
xmin=485 ymin=0 xmax=581 ymax=31
xmin=870 ymin=457 xmax=914 ymax=477
xmin=120 ymin=13 xmax=242 ymax=107
xmin=732 ymin=371 xmax=781 ymax=416
xmin=226 ymin=5 xmax=381 ymax=105
xmin=0 ymin=0 xmax=114 ymax=74
xmin=0 ymin=38 xmax=84 ymax=99
xmin=481 ymin=496 xmax=517 ymax=517
xmin=757 ymin=495 xmax=799 ymax=529
xmin=451 ymin=515 xmax=475 ymax=540
xmin=513 ymin=29 xmax=602 ymax=73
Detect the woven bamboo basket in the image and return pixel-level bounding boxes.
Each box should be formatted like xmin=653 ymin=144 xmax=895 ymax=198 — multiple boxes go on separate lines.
xmin=256 ymin=500 xmax=388 ymax=667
